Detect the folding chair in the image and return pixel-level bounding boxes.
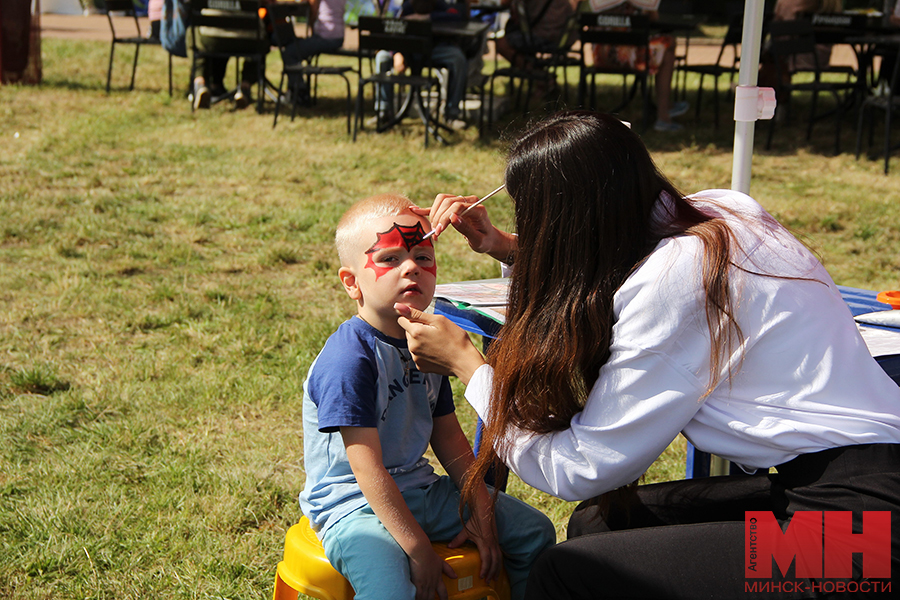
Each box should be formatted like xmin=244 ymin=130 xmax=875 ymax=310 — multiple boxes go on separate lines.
xmin=856 ymin=42 xmax=900 ymax=174
xmin=765 ymin=19 xmax=855 ymax=155
xmin=266 ymin=2 xmax=353 ymax=132
xmin=578 ymin=11 xmax=654 ymax=131
xmin=353 ymin=16 xmax=444 ymax=148
xmin=105 ymin=0 xmax=173 ymax=95
xmin=188 ymin=0 xmax=269 ymax=112
xmin=678 ymin=13 xmax=742 ymax=129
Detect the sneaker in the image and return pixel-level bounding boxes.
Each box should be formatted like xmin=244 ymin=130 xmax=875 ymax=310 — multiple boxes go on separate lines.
xmin=234 ymin=86 xmax=251 ymax=110
xmin=445 ymin=118 xmax=468 ymax=131
xmin=669 ymin=100 xmax=690 ymax=118
xmin=193 ymin=82 xmax=210 ymax=110
xmin=654 ymin=120 xmax=684 ymax=132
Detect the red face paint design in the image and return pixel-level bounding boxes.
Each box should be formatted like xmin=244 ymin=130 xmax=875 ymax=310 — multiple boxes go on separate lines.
xmin=364 ymin=222 xmax=437 ymax=279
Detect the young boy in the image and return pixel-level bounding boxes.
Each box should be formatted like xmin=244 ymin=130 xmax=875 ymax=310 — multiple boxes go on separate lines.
xmin=300 ymin=194 xmax=555 ymax=600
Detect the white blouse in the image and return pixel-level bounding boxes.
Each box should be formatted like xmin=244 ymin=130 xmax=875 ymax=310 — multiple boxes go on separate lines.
xmin=465 ymin=189 xmax=900 ymax=502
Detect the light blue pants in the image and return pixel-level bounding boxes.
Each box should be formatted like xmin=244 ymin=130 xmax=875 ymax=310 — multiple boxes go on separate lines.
xmin=321 ymin=476 xmax=555 ymax=600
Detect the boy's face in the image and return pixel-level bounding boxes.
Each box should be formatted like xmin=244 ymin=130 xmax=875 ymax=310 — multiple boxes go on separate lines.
xmin=341 ymin=212 xmax=437 ymax=336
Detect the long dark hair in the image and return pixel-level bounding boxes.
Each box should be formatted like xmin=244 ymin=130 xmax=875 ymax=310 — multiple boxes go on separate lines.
xmin=461 ymin=111 xmax=742 ymax=515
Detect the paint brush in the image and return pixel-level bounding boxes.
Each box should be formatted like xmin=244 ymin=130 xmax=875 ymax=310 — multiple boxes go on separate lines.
xmin=422 ymin=184 xmax=506 ymax=240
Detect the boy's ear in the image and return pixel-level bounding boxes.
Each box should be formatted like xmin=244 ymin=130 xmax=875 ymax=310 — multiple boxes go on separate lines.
xmin=338 ymin=266 xmax=362 ymax=301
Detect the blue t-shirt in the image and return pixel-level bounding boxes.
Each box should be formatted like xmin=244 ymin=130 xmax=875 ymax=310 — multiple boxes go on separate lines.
xmin=299 ymin=316 xmax=455 ymax=536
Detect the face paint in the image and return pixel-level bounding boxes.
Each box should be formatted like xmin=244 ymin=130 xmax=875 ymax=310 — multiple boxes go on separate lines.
xmin=364 ymin=222 xmax=436 ymax=279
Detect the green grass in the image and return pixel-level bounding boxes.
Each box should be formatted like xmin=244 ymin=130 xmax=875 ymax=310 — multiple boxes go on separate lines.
xmin=1 ymin=36 xmax=899 ymax=599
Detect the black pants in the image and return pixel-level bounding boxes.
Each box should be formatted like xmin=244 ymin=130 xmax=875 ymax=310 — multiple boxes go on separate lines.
xmin=526 ymin=444 xmax=900 ymax=600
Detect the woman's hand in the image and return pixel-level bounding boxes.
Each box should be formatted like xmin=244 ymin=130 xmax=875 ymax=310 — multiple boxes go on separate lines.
xmin=395 ymin=304 xmax=486 ymax=385
xmin=408 ymin=545 xmax=455 ymax=600
xmin=413 ymin=193 xmax=517 ymax=264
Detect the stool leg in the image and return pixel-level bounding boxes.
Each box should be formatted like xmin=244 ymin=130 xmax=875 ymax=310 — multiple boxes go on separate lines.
xmin=272 ymin=572 xmax=300 ymax=600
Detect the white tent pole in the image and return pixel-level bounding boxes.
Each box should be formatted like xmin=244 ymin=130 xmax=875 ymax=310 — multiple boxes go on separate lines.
xmin=731 ymin=0 xmax=767 ymax=194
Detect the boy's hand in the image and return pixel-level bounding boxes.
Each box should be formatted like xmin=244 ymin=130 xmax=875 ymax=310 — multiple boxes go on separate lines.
xmin=449 ymin=512 xmax=502 ymax=584
xmin=408 ymin=545 xmax=456 ymax=600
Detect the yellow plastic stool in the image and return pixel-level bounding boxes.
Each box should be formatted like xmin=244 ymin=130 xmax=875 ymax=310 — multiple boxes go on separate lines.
xmin=273 ymin=516 xmax=510 ymax=600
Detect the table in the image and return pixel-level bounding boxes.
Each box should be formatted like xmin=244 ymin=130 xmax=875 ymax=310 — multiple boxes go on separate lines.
xmin=434 ymin=281 xmax=900 ymax=480
xmin=368 ymin=17 xmax=490 ymax=142
xmin=811 ymin=13 xmax=900 ymax=96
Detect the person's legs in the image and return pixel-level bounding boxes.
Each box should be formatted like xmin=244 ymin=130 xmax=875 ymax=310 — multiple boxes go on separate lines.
xmin=415 ymin=476 xmax=556 ymax=600
xmin=430 ymin=44 xmax=468 ymax=124
xmin=373 ymin=50 xmax=395 ymax=118
xmin=531 ymin=473 xmax=794 ymax=600
xmin=322 ymin=506 xmax=417 ymax=600
xmin=527 ymin=520 xmax=795 ymax=600
xmin=655 ymin=43 xmax=675 ymax=122
xmin=281 ymin=35 xmax=344 ymax=93
xmin=568 ymin=472 xmax=775 ymax=537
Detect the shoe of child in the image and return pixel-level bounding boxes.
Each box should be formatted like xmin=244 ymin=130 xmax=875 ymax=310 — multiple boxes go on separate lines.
xmin=654 ymin=120 xmax=683 ymax=132
xmin=193 ymin=81 xmax=210 ymax=110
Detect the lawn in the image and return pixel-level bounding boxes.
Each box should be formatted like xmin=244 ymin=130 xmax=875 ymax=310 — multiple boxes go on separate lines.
xmin=1 ymin=35 xmax=898 ymax=599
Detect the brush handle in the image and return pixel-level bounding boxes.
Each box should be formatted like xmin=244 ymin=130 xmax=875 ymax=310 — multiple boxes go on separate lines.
xmin=422 ymin=184 xmax=505 ymax=240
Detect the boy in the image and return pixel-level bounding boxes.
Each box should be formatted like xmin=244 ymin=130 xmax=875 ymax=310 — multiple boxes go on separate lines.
xmin=300 ymin=194 xmax=555 ymax=600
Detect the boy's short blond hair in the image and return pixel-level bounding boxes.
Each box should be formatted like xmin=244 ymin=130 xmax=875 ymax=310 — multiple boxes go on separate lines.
xmin=336 ymin=194 xmax=416 ymax=266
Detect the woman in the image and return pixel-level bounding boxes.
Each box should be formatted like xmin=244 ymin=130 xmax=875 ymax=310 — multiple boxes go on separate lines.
xmin=396 ymin=111 xmax=900 ymax=598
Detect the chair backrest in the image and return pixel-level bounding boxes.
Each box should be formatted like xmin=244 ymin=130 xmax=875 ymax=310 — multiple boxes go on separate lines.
xmin=189 ymin=0 xmax=265 ymax=54
xmin=767 ymin=18 xmax=819 ymax=76
xmin=266 ymin=1 xmax=310 ymax=52
xmin=105 ymin=0 xmax=143 ymax=39
xmin=190 ymin=0 xmax=264 ymax=37
xmin=357 ymin=16 xmax=434 ymax=69
xmin=716 ymin=13 xmax=744 ymax=65
xmin=578 ymin=12 xmax=652 ymax=47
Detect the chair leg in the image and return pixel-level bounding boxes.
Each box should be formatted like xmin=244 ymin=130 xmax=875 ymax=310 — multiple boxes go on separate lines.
xmin=352 ymin=80 xmax=365 ymax=142
xmin=342 ymin=75 xmax=353 ymax=135
xmin=273 ymin=72 xmax=285 ymax=128
xmin=107 ymin=41 xmax=116 ymax=94
xmin=855 ymin=103 xmax=866 ymax=160
xmin=130 ymin=44 xmax=140 ymax=91
xmin=694 ymin=72 xmax=705 ymax=120
xmin=885 ymin=106 xmax=892 ymax=175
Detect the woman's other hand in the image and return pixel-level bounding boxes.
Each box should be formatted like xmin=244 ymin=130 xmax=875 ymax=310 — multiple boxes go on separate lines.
xmin=395 ymin=304 xmax=486 ymax=385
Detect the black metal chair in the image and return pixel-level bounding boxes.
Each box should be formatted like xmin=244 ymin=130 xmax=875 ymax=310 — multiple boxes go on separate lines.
xmin=105 ymin=0 xmax=173 ymax=95
xmin=353 ymin=16 xmax=443 ymax=148
xmin=188 ymin=0 xmax=269 ymax=112
xmin=485 ymin=0 xmax=558 ymax=134
xmin=765 ymin=19 xmax=856 ymax=155
xmin=856 ymin=42 xmax=900 ymax=174
xmin=578 ymin=11 xmax=654 ymax=131
xmin=266 ymin=2 xmax=353 ymax=132
xmin=678 ymin=13 xmax=742 ymax=129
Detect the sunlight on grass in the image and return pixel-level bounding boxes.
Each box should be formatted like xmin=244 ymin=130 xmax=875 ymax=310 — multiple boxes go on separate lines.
xmin=1 ymin=34 xmax=899 ymax=599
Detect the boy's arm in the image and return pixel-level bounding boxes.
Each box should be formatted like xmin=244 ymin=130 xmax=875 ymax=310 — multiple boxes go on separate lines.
xmin=430 ymin=413 xmax=502 ymax=583
xmin=341 ymin=426 xmax=457 ymax=600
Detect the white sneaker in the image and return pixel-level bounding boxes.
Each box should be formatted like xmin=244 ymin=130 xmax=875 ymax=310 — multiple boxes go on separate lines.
xmin=445 ymin=118 xmax=468 ymax=131
xmin=193 ymin=82 xmax=210 ymax=110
